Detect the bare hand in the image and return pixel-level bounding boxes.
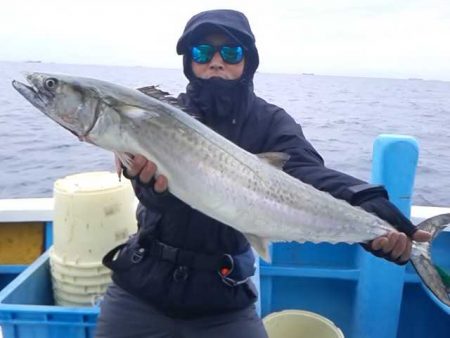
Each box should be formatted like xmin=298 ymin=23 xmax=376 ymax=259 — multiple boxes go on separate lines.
xmin=370 ymin=229 xmax=432 ymax=263
xmin=124 ymin=155 xmax=168 ymax=193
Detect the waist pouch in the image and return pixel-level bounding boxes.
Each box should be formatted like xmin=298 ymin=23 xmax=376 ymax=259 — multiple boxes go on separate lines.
xmin=103 ymin=236 xmax=256 ymax=287
xmin=102 ymin=235 xmax=258 ymax=316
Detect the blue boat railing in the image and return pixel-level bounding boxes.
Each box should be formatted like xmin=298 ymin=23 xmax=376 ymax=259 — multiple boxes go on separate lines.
xmin=353 ymin=134 xmax=418 ymax=338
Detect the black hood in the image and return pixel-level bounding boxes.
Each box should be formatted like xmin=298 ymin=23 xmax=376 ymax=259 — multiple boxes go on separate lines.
xmin=176 ymin=9 xmax=259 ymax=81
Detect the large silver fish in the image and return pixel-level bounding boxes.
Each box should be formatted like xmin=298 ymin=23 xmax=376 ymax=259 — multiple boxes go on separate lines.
xmin=12 ymin=73 xmax=450 ymax=307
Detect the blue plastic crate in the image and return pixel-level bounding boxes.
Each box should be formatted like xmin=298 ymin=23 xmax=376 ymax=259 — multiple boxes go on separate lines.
xmin=0 ymin=250 xmax=99 ymax=338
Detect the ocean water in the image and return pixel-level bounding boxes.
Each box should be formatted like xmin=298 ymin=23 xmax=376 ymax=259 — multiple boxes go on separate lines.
xmin=1 ymin=61 xmax=449 ymax=207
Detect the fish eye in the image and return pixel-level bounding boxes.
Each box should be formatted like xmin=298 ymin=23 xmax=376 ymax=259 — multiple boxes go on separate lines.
xmin=44 ymin=78 xmax=58 ymax=90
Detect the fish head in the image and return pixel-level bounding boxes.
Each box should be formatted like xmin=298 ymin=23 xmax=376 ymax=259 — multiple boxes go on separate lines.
xmin=12 ymin=72 xmax=100 ymax=139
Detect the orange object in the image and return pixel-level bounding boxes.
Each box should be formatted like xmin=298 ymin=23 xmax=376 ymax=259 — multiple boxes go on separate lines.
xmin=220 ymin=267 xmax=231 ymax=276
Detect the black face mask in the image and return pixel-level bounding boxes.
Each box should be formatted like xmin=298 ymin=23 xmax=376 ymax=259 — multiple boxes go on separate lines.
xmin=186 ymin=77 xmax=245 ymax=119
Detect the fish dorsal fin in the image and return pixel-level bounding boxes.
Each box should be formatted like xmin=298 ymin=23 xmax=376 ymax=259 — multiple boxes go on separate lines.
xmin=256 ymin=152 xmax=290 ymax=169
xmin=137 ymin=85 xmax=186 ymax=111
xmin=137 ymin=85 xmax=201 ymax=120
xmin=137 ymin=86 xmax=200 ymax=120
xmin=244 ymin=233 xmax=272 ymax=263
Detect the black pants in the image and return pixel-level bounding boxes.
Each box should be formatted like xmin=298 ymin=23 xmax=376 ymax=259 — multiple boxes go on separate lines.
xmin=95 ymin=283 xmax=268 ymax=338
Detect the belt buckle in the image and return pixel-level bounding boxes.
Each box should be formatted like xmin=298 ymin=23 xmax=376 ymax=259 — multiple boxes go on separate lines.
xmin=131 ymin=248 xmax=145 ymax=263
xmin=173 ymin=266 xmax=189 ymax=282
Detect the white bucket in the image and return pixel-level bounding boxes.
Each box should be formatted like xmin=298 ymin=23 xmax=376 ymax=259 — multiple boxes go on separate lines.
xmin=54 ymin=295 xmax=104 ymax=307
xmin=50 ymin=171 xmax=136 ymax=306
xmin=263 ymin=310 xmax=344 ymax=338
xmin=50 ymin=267 xmax=112 ymax=286
xmin=50 ymin=261 xmax=110 ymax=277
xmin=49 ymin=249 xmax=111 ymax=277
xmin=53 ymin=288 xmax=105 ymax=307
xmin=52 ymin=278 xmax=110 ymax=294
xmin=52 ymin=171 xmax=137 ymax=263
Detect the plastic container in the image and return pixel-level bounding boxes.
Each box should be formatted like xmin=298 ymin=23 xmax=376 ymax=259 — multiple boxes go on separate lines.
xmin=52 ymin=171 xmax=137 ymax=263
xmin=52 ymin=287 xmax=104 ymax=307
xmin=49 ymin=249 xmax=111 ymax=277
xmin=52 ymin=279 xmax=110 ymax=294
xmin=0 ymin=250 xmax=99 ymax=338
xmin=263 ymin=309 xmax=344 ymax=338
xmin=50 ymin=171 xmax=137 ymax=306
xmin=50 ymin=268 xmax=112 ymax=286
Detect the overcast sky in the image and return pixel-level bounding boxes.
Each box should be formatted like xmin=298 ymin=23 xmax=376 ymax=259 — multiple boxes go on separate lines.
xmin=2 ymin=0 xmax=450 ymax=80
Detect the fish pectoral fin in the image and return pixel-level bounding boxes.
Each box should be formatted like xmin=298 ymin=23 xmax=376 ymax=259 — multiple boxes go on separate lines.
xmin=114 ymin=152 xmax=136 ymax=181
xmin=256 ymin=152 xmax=290 ymax=169
xmin=244 ymin=233 xmax=272 ymax=263
xmin=115 ymin=152 xmax=135 ymax=170
xmin=119 ymin=104 xmax=160 ymax=120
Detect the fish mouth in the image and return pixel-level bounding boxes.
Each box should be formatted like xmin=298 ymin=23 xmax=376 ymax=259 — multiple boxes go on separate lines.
xmin=12 ymin=79 xmax=49 ymax=112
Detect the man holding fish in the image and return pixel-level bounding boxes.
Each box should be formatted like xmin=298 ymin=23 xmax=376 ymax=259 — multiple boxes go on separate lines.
xmin=96 ymin=9 xmax=431 ymax=338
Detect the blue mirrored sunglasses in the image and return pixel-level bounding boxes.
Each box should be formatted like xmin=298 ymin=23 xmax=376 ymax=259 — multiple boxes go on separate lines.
xmin=191 ymin=44 xmax=244 ymax=64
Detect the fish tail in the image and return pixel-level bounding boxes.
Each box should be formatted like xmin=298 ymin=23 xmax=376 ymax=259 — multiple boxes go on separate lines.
xmin=410 ymin=213 xmax=450 ymax=306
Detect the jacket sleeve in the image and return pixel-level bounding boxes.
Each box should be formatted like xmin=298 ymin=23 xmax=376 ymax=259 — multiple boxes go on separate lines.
xmin=128 ymin=176 xmax=185 ymax=213
xmin=261 ymin=108 xmax=384 ymax=202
